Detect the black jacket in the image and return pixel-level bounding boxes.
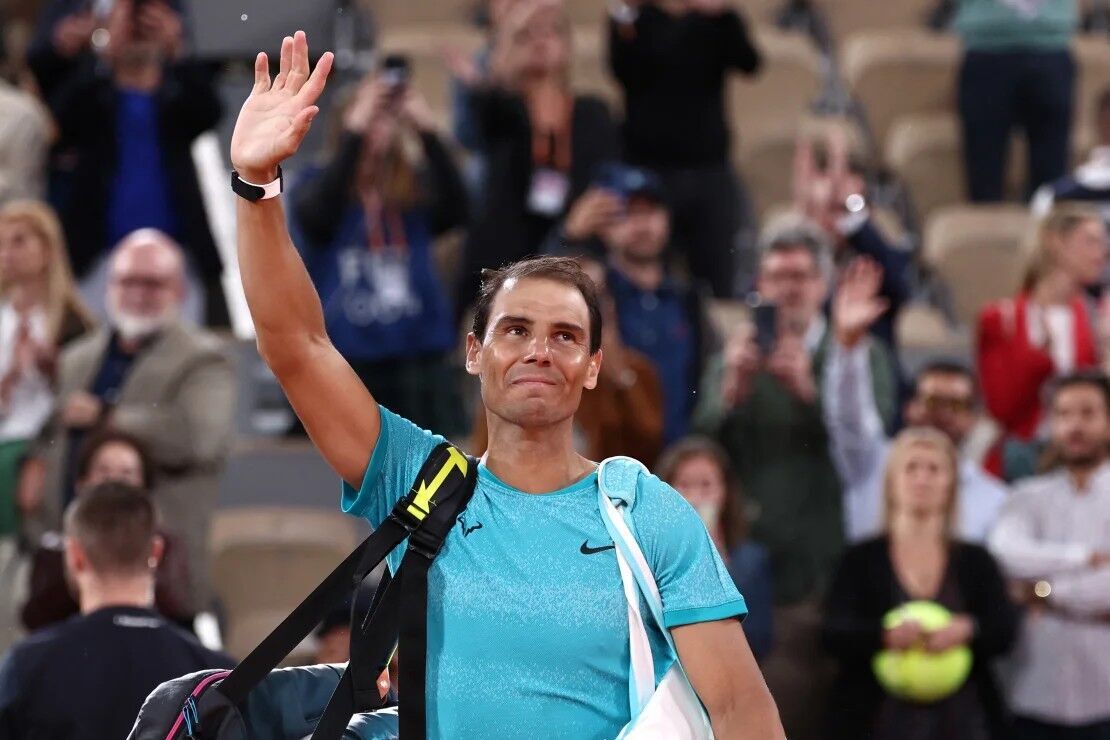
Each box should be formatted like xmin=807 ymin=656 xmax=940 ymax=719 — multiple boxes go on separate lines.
xmin=49 ymin=59 xmax=223 ymax=280
xmin=457 ymin=89 xmax=619 ymax=312
xmin=609 ymin=5 xmax=760 ymax=167
xmin=823 ymin=537 xmax=1020 ymax=740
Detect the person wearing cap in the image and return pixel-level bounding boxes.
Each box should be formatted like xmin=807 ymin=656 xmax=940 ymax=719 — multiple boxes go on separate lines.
xmin=550 ymin=163 xmax=718 ymax=444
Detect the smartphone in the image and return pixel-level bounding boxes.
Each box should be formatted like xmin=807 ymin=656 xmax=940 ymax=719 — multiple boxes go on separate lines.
xmin=380 ymin=53 xmax=411 ymax=94
xmin=752 ymin=303 xmax=778 ymax=357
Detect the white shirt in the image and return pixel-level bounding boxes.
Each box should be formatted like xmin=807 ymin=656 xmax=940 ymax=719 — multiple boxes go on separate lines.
xmin=0 ymin=303 xmax=54 ymax=443
xmin=1025 ymin=303 xmax=1076 ymax=374
xmin=988 ymin=463 xmax=1110 ymax=725
xmin=822 ymin=338 xmax=1010 ymax=543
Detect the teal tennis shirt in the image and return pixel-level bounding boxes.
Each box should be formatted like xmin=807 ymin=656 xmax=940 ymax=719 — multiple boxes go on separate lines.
xmin=342 ymin=406 xmax=747 ymax=739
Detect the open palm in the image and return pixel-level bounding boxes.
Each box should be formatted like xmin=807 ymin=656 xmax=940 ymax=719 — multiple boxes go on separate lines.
xmin=230 ymin=31 xmax=333 ymax=181
xmin=833 ymin=257 xmax=888 ymax=345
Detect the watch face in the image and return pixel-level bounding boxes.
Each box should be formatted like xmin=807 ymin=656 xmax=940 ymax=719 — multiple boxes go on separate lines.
xmin=845 ymin=193 xmax=866 ymax=213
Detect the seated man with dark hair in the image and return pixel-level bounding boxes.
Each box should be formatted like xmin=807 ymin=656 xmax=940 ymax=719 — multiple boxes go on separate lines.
xmin=0 ymin=483 xmax=231 ymax=740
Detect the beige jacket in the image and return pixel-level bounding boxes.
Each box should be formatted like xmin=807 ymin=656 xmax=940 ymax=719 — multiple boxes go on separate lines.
xmin=32 ymin=322 xmax=236 ymax=614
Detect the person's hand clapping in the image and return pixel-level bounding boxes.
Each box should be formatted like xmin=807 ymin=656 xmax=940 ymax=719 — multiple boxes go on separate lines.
xmin=923 ymin=615 xmax=974 ymax=653
xmin=766 ymin=335 xmax=817 ymax=403
xmin=883 ymin=619 xmax=924 ymax=651
xmin=564 ymin=189 xmax=624 ymax=241
xmin=833 ymin=257 xmax=888 ymax=348
xmin=230 ymin=31 xmax=334 ymax=184
xmin=52 ymin=11 xmax=97 ymax=58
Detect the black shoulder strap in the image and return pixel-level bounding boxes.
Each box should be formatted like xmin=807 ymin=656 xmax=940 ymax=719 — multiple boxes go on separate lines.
xmin=311 ymin=442 xmax=478 ymax=740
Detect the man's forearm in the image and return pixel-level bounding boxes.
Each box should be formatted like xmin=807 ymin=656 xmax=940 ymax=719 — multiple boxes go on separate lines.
xmin=235 ymin=194 xmax=329 ymax=367
xmin=713 ymin=689 xmax=785 ymax=740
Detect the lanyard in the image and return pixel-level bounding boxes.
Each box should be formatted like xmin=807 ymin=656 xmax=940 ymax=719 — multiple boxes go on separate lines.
xmin=529 ymin=92 xmax=573 ymax=172
xmin=360 ymin=191 xmax=408 ymax=253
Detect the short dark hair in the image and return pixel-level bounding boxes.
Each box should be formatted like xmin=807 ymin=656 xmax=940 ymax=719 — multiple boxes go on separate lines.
xmin=471 ymin=256 xmax=603 ymax=354
xmin=1050 ymin=371 xmax=1110 ymax=411
xmin=75 ymin=428 xmax=155 ymax=490
xmin=64 ymin=482 xmax=157 ymax=577
xmin=916 ymin=359 xmax=979 ymax=401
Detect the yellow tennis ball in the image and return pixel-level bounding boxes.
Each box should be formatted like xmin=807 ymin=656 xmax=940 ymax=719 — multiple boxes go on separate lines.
xmin=872 ymin=601 xmax=973 ymax=703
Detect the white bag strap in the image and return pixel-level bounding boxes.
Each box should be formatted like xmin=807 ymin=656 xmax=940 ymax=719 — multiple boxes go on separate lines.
xmin=614 ymin=537 xmax=656 ymax=715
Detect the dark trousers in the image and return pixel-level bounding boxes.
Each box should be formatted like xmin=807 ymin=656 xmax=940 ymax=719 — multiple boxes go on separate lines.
xmin=1015 ymin=716 xmax=1110 ymax=740
xmin=958 ymin=49 xmax=1075 ymax=202
xmin=655 ymin=162 xmax=745 ymax=298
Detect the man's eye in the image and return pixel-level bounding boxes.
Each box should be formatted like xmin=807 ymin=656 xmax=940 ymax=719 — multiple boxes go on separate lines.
xmin=507 ymin=326 xmax=526 ymax=336
xmin=556 ymin=332 xmax=575 ymax=342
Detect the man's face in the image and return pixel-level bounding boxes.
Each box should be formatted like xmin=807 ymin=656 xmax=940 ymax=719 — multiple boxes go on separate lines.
xmin=601 ymin=197 xmax=669 ymax=262
xmin=756 ymin=247 xmax=827 ymax=334
xmin=107 ymin=237 xmax=184 ymax=340
xmin=1050 ymin=384 xmax=1109 ymax=467
xmin=466 ymin=277 xmax=600 ymax=430
xmin=905 ymin=372 xmax=977 ymax=445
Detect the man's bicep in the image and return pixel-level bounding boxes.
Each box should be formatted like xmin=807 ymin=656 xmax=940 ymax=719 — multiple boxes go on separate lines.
xmin=274 ymin=339 xmax=381 ymax=488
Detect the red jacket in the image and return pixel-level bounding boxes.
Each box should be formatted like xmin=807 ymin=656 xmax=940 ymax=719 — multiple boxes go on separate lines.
xmin=977 ymin=294 xmax=1098 ymax=473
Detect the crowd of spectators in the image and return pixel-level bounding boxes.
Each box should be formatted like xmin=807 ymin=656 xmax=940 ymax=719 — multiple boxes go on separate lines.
xmin=0 ymin=0 xmax=1108 ymax=737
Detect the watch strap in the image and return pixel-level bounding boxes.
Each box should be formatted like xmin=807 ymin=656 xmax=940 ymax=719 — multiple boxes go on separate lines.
xmin=232 ymin=167 xmax=283 ymax=201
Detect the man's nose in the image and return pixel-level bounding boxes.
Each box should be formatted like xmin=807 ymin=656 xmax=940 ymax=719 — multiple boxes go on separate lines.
xmin=525 ymin=335 xmax=554 ymax=363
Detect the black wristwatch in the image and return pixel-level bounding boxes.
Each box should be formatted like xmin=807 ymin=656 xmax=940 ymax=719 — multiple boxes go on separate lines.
xmin=231 ymin=167 xmax=283 ymax=202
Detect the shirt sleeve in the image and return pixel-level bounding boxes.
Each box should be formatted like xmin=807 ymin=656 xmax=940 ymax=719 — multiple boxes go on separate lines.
xmin=340 ymin=405 xmax=445 ymax=531
xmin=631 ymin=475 xmax=748 ymax=629
xmin=988 ymin=484 xmax=1093 ymax=579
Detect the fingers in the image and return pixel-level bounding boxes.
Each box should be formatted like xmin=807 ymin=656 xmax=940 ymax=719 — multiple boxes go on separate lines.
xmin=253 ymin=52 xmax=271 ymax=94
xmin=274 ymin=35 xmax=293 ymax=90
xmin=276 ymin=105 xmax=320 ymax=159
xmin=287 ymin=29 xmax=311 ymax=90
xmin=295 ymin=49 xmax=334 ymax=108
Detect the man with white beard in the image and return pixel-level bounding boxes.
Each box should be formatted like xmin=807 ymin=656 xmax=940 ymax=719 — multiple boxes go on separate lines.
xmin=18 ymin=229 xmax=235 ymax=630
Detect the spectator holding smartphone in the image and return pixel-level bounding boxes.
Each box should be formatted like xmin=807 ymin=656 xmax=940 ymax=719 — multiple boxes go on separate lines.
xmin=291 ymin=65 xmax=469 ymax=436
xmin=609 ymin=0 xmax=761 ymax=298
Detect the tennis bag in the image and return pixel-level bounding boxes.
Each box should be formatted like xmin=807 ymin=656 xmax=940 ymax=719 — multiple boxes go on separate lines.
xmin=128 ymin=442 xmax=478 ymax=740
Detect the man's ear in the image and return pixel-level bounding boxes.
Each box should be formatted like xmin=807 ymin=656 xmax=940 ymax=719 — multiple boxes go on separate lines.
xmin=149 ymin=534 xmax=165 ymax=570
xmin=64 ymin=536 xmax=87 ymax=579
xmin=584 ymin=348 xmax=602 ymax=391
xmin=465 ymin=333 xmax=482 ymax=377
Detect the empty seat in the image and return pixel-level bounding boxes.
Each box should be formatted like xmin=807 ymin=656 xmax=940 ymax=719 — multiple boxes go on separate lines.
xmin=812 ymin=0 xmax=937 ymax=48
xmin=361 ymin=0 xmax=477 ymax=29
xmin=707 ymin=299 xmax=750 ymax=339
xmin=572 ymin=25 xmax=621 ymax=110
xmin=922 ymin=205 xmax=1033 ymax=326
xmin=887 ymin=114 xmax=964 ymax=226
xmin=729 ymin=26 xmax=824 ymax=155
xmin=896 ymin=303 xmax=973 ymax=376
xmin=210 ymin=507 xmax=361 ymax=660
xmin=1075 ymin=34 xmax=1110 ymax=133
xmin=842 ymin=30 xmax=960 ymax=150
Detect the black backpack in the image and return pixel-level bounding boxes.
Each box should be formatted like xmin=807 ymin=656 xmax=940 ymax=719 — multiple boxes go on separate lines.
xmin=128 ymin=442 xmax=478 ymax=740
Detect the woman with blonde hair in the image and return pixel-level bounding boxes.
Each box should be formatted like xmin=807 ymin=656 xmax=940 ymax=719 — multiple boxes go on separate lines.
xmin=0 ymin=200 xmax=93 ymax=541
xmin=823 ymin=427 xmax=1018 ymax=740
xmin=977 ymin=202 xmax=1106 ymax=479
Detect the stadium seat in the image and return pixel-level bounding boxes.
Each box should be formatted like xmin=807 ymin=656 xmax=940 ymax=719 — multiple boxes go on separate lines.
xmin=572 ymin=25 xmax=622 ymax=110
xmin=729 ymin=26 xmax=824 ymax=155
xmin=707 ymin=298 xmax=750 ymax=339
xmin=210 ymin=507 xmax=361 ymax=660
xmin=360 ymin=0 xmax=476 ymax=29
xmin=922 ymin=204 xmax=1033 ymax=327
xmin=811 ymin=0 xmax=938 ymax=48
xmin=1075 ymin=34 xmax=1110 ymax=135
xmin=896 ymin=303 xmax=973 ymax=376
xmin=842 ymin=30 xmax=960 ymax=151
xmin=741 ymin=0 xmax=786 ymax=25
xmin=887 ymin=113 xmax=1030 ymax=226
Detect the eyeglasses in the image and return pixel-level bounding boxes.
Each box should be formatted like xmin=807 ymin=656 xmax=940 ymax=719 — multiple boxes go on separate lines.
xmin=918 ymin=395 xmax=974 ymax=413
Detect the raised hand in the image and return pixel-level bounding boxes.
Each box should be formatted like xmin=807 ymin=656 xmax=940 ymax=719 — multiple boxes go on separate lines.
xmin=230 ymin=31 xmax=334 ymax=184
xmin=833 ymin=257 xmax=888 ymax=348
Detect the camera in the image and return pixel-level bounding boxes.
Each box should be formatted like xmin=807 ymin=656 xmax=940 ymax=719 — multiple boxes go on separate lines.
xmin=380 ymin=53 xmax=411 ymax=94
